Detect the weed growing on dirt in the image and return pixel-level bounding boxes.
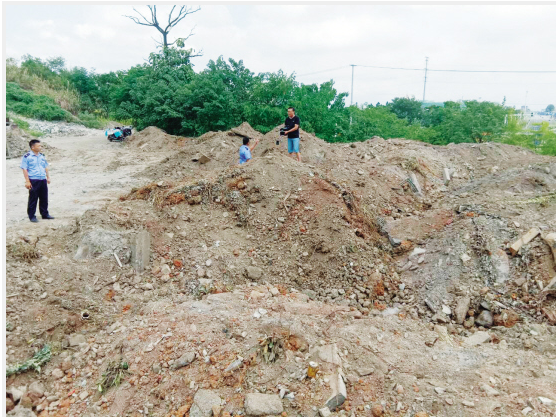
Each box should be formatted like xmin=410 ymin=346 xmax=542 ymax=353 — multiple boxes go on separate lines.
xmin=258 ymin=335 xmax=283 ymax=363
xmin=6 ymin=345 xmax=51 ymax=377
xmin=98 ymin=360 xmax=130 ymax=394
xmin=9 ymin=237 xmax=40 ymax=261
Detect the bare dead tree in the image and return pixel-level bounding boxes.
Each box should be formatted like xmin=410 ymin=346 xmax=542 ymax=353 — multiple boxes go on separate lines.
xmin=125 ymin=5 xmax=201 ymax=54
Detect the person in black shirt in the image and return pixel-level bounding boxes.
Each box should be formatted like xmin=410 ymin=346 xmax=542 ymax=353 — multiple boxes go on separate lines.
xmin=284 ymin=107 xmax=301 ymax=162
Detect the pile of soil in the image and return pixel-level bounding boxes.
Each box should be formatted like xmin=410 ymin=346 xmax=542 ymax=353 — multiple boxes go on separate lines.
xmin=126 ymin=126 xmax=189 ymax=152
xmin=6 ymin=125 xmax=30 ymax=159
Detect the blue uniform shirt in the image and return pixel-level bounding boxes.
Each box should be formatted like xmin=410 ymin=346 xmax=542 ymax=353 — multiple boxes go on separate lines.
xmin=20 ymin=151 xmax=49 ymax=179
xmin=239 ymin=145 xmax=251 ymax=164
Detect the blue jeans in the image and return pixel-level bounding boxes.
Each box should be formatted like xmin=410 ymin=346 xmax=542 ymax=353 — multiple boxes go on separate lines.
xmin=288 ymin=137 xmax=300 ymax=153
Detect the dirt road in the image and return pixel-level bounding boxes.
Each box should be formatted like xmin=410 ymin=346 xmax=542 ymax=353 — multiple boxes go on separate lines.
xmin=5 ymin=132 xmax=164 ymax=229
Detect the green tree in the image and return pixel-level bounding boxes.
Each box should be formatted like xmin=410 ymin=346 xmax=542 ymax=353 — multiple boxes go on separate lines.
xmin=389 ymin=97 xmax=423 ymax=124
xmin=546 ymin=104 xmax=555 ymax=112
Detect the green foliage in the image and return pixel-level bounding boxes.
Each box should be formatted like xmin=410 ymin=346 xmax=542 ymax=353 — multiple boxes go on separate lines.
xmin=11 ymin=116 xmax=43 ymax=137
xmin=6 ymin=345 xmax=51 ymax=376
xmin=388 ymin=97 xmax=423 ymax=124
xmin=8 ymin=53 xmax=550 ymax=156
xmin=7 ymin=82 xmax=74 ymax=121
xmin=546 ymin=104 xmax=554 ymax=112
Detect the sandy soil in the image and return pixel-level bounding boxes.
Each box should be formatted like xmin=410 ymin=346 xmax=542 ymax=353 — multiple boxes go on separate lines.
xmin=5 ymin=133 xmax=169 ymax=228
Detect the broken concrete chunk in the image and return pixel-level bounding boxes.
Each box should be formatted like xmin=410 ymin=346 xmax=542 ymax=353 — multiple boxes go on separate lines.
xmin=189 ymin=390 xmax=222 ymax=417
xmin=170 ymin=352 xmax=196 ymax=370
xmin=455 ymin=296 xmax=471 ymax=324
xmin=480 ymin=383 xmax=500 ymax=396
xmin=510 ymin=228 xmax=540 ymax=256
xmin=244 ymin=393 xmax=283 ymax=416
xmin=131 ymin=230 xmax=151 ymax=273
xmin=245 ymin=266 xmax=263 ymax=281
xmin=475 ymin=310 xmax=494 ymax=328
xmin=464 ymin=331 xmax=491 ymax=347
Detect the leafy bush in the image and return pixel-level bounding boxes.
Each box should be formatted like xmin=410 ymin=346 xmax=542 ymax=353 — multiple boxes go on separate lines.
xmin=7 ymin=82 xmax=73 ymax=121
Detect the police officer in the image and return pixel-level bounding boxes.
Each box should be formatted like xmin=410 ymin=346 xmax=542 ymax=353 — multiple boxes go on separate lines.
xmin=20 ymin=139 xmax=54 ymax=223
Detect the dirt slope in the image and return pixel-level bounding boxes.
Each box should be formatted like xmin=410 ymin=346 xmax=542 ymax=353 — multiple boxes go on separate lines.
xmin=5 ymin=121 xmax=556 ymax=417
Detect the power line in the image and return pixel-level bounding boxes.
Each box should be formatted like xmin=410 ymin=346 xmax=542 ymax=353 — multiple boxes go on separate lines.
xmin=354 ymin=64 xmax=556 ymax=74
xmin=296 ymin=66 xmax=347 ymax=77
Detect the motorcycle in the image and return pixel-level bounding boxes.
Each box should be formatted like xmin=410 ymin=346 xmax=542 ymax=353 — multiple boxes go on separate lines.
xmin=105 ymin=126 xmax=133 ymax=142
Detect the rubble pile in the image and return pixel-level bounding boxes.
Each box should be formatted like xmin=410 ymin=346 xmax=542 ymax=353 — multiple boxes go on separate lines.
xmin=5 ymin=121 xmax=556 ymax=417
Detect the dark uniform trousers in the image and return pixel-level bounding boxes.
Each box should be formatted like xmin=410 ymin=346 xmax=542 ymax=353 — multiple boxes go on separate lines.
xmin=28 ymin=179 xmax=49 ymax=219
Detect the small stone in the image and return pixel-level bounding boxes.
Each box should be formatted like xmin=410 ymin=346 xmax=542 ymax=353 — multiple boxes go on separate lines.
xmin=464 ymin=331 xmax=491 ymax=346
xmin=152 ymin=363 xmax=162 ymax=374
xmin=455 ymin=296 xmax=471 ymax=324
xmin=161 ymin=264 xmax=171 ymax=275
xmin=68 ymin=333 xmax=86 ymax=346
xmin=171 ymin=352 xmax=196 ymax=370
xmin=538 ymin=397 xmax=555 ymax=406
xmin=445 ymin=398 xmax=454 ymax=405
xmin=460 ymin=253 xmax=471 ymax=262
xmin=205 ymin=259 xmax=213 ymax=267
xmin=461 ymin=400 xmax=475 ymax=407
xmin=52 ymin=368 xmax=64 ymax=379
xmin=190 ymin=389 xmax=223 ymax=417
xmin=79 ymin=391 xmax=89 ymax=400
xmin=197 ymin=268 xmax=206 ymax=278
xmin=356 ymin=368 xmax=374 ymax=376
xmin=435 ymin=387 xmax=446 ymax=394
xmin=270 ymin=288 xmax=280 ymax=296
xmin=244 ymin=393 xmax=283 ymax=416
xmin=475 ymin=310 xmax=494 ymax=328
xmin=371 ymin=404 xmax=384 ymax=416
xmin=522 ymin=407 xmax=533 ymax=415
xmin=442 ymin=305 xmax=451 ymax=316
xmin=319 ymin=407 xmax=332 ymax=417
xmin=246 ymin=266 xmax=263 ymax=281
xmin=480 ymin=383 xmax=500 ymax=396
xmin=29 ymin=381 xmax=45 ymax=396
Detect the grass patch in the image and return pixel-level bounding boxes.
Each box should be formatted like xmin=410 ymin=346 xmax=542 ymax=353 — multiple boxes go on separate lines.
xmin=98 ymin=360 xmax=130 ymax=393
xmin=11 ymin=116 xmax=44 ymax=137
xmin=9 ymin=237 xmax=40 ymax=261
xmin=7 ymin=82 xmax=74 ymax=122
xmin=6 ymin=345 xmax=51 ymax=377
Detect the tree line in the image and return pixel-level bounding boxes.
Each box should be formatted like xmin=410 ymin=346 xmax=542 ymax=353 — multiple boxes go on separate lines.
xmin=6 ymin=47 xmax=555 ymax=154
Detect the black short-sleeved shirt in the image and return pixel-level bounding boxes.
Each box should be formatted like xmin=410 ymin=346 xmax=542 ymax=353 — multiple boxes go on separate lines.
xmin=284 ymin=116 xmax=300 ymax=139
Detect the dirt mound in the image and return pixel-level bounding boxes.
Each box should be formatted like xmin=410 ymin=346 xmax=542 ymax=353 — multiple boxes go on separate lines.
xmin=6 ymin=126 xmax=30 ymax=159
xmin=126 ymin=126 xmax=189 ymax=151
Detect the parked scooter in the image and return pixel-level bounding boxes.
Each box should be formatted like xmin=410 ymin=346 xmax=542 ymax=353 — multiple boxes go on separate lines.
xmin=105 ymin=126 xmax=133 ymax=142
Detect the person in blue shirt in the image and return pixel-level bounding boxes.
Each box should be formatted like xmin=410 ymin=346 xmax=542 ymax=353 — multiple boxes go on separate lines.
xmin=20 ymin=139 xmax=54 ymax=223
xmin=239 ymin=136 xmax=259 ymax=164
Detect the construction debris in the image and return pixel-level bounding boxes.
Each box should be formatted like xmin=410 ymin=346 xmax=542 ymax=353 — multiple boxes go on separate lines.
xmin=510 ymin=227 xmax=541 ymax=256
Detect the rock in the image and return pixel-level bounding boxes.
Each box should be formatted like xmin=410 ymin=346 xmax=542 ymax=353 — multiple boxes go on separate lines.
xmin=131 ymin=230 xmax=151 ymax=273
xmin=432 ymin=313 xmax=450 ymax=324
xmin=197 ymin=268 xmax=206 ymax=278
xmin=6 ymin=397 xmax=15 ymax=412
xmin=270 ymin=287 xmax=280 ymax=296
xmin=302 ymin=289 xmax=317 ymax=300
xmin=475 ymin=310 xmax=493 ymax=328
xmin=464 ymin=317 xmax=475 ymax=328
xmin=460 ymin=253 xmax=471 ymax=263
xmin=441 ymin=305 xmax=452 ymax=316
xmin=7 ymin=406 xmax=37 ymax=417
xmin=28 ymin=382 xmax=45 ymax=397
xmin=371 ymin=404 xmax=384 ymax=416
xmin=434 ymin=387 xmax=446 ymax=394
xmin=455 ymin=296 xmax=471 ymax=324
xmin=250 ymin=290 xmax=264 ymax=300
xmin=189 ymin=390 xmax=222 ymax=417
xmin=461 ymin=400 xmax=475 ymax=407
xmin=246 ymin=266 xmax=263 ymax=281
xmin=79 ymin=391 xmax=89 ymax=400
xmin=161 ymin=264 xmax=171 ymax=275
xmin=319 ymin=407 xmax=332 ymax=417
xmin=326 ymin=393 xmax=346 ymax=412
xmin=522 ymin=407 xmax=533 ymax=415
xmin=206 ymin=259 xmax=213 ymax=267
xmin=356 ymin=368 xmax=374 ymax=377
xmin=170 ymin=352 xmax=196 ymax=370
xmin=464 ymin=331 xmax=491 ymax=346
xmin=68 ymin=333 xmax=86 ymax=346
xmin=244 ymin=393 xmax=283 ymax=416
xmin=538 ymin=397 xmax=555 ymax=406
xmin=410 ymin=248 xmax=426 ymax=257
xmin=493 ymin=309 xmax=519 ymax=328
xmin=152 ymin=363 xmax=162 ymax=374
xmin=480 ymin=383 xmax=500 ymax=396
xmin=7 ymin=387 xmax=24 ymax=403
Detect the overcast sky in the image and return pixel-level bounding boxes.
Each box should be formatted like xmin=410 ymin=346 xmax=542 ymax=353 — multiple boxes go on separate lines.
xmin=5 ymin=4 xmax=556 ymax=110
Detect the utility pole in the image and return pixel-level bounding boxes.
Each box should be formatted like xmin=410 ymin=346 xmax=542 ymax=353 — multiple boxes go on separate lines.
xmin=350 ymin=65 xmax=355 ymax=106
xmin=422 ymin=57 xmax=429 ymax=103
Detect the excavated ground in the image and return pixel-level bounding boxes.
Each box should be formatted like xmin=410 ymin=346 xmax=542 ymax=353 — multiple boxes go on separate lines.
xmin=5 ymin=122 xmax=556 ymax=417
